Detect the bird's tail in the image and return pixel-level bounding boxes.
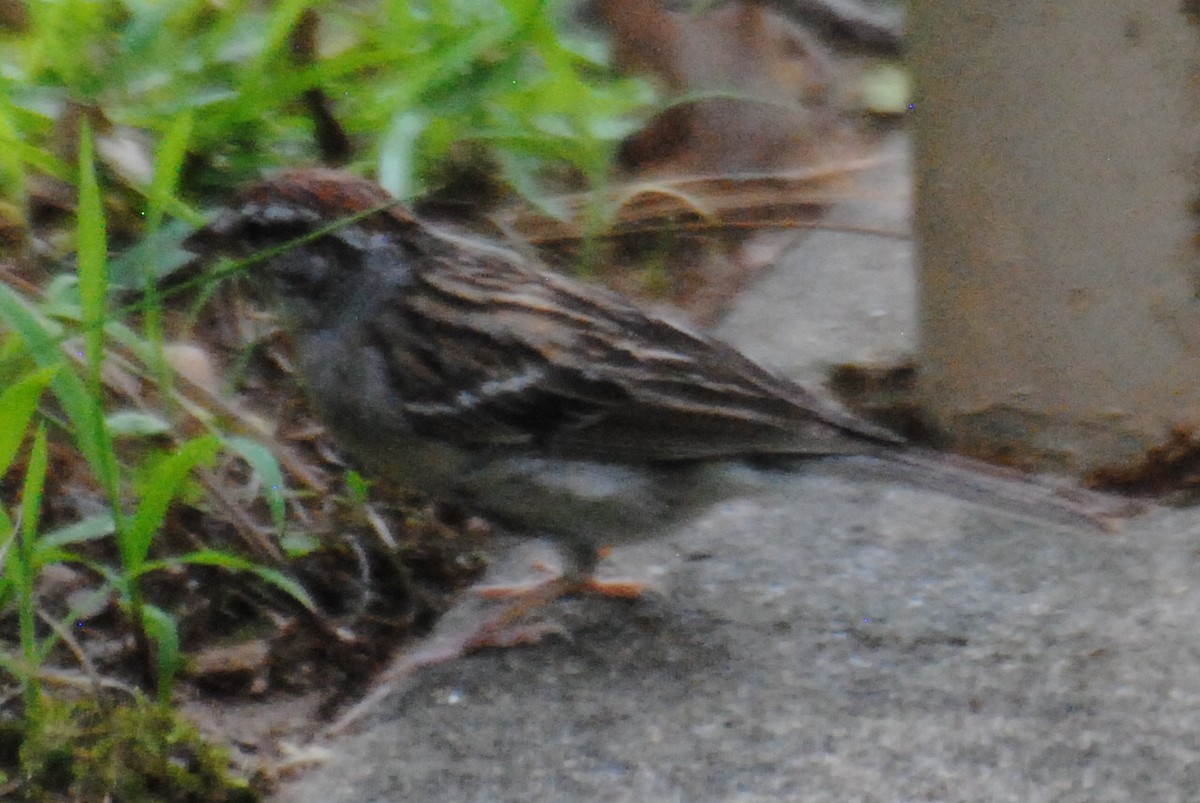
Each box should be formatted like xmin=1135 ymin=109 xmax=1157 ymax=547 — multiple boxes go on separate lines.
xmin=820 ymin=445 xmax=1144 ymax=531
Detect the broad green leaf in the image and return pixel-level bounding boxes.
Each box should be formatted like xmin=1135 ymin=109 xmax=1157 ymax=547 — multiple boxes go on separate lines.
xmin=37 ymin=513 xmax=117 ymax=551
xmin=860 ymin=63 xmax=911 ymax=116
xmin=225 ymin=435 xmax=287 ymax=533
xmin=106 ymin=220 xmax=196 ymax=290
xmin=279 ymin=532 xmax=320 ymax=558
xmin=378 ymin=111 xmax=428 ymax=200
xmin=105 ymin=410 xmax=172 ymax=437
xmin=344 ymin=470 xmax=370 ymax=505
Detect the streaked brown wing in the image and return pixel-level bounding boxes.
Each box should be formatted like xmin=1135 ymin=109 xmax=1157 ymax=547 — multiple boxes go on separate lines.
xmin=370 ymin=237 xmax=901 ymax=462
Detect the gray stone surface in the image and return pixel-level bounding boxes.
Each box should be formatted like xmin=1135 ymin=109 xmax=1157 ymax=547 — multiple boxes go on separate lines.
xmin=274 ymin=135 xmax=1199 ymax=803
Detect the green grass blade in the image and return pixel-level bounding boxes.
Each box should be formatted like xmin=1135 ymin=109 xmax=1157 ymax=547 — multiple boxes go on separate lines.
xmin=72 ymin=128 xmax=124 ymax=512
xmin=147 ymin=111 xmax=192 ymax=229
xmin=0 ymin=93 xmax=28 ymax=216
xmin=16 ymin=423 xmax=49 ymax=716
xmin=20 ymin=424 xmax=48 ymax=552
xmin=122 ymin=435 xmax=221 ymax=572
xmin=254 ymin=0 xmax=317 ymax=71
xmin=0 ymin=505 xmax=13 ymax=555
xmin=145 ymin=549 xmax=316 ymax=612
xmin=142 ymin=111 xmax=194 ymax=396
xmin=142 ymin=603 xmax=181 ymax=703
xmin=0 ymin=365 xmax=58 ymax=476
xmin=0 ymin=286 xmax=114 ymax=489
xmin=75 ymin=122 xmax=108 ymax=385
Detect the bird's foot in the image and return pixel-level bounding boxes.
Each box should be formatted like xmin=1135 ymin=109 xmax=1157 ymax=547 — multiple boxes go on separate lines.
xmin=327 ymin=559 xmax=644 ymax=734
xmin=474 ymin=574 xmax=648 ymax=600
xmin=473 ymin=546 xmax=648 ymax=600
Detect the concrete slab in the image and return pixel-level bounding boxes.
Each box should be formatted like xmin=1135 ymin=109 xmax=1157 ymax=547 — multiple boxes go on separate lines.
xmin=274 ymin=134 xmax=1199 ymax=803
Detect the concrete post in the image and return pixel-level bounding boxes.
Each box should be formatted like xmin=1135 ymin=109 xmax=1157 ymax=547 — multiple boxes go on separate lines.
xmin=910 ymin=3 xmax=1200 ymax=472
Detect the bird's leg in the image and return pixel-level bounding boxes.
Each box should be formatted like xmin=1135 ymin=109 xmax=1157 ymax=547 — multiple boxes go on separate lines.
xmin=327 ymin=551 xmax=611 ymax=734
xmin=327 ymin=551 xmax=634 ymax=735
xmin=574 ymin=546 xmax=649 ymax=599
xmin=474 ymin=543 xmax=648 ymax=600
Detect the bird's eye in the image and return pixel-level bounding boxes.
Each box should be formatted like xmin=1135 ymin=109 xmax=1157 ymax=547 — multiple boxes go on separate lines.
xmin=269 ymin=249 xmax=334 ymax=297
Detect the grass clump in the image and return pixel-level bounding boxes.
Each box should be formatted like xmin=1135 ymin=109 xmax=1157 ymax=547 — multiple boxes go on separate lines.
xmin=1 ymin=694 xmax=259 ymax=802
xmin=0 ymin=0 xmax=644 ymax=795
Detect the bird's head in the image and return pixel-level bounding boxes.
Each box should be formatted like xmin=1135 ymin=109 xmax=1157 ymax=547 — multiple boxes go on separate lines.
xmin=184 ymin=169 xmax=417 ymax=331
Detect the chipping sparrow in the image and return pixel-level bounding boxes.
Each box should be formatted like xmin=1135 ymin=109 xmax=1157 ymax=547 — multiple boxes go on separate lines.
xmin=184 ymin=169 xmax=1129 ymax=594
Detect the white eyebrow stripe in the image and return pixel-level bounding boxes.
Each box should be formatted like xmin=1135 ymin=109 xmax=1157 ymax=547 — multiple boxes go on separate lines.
xmin=247 ymin=203 xmax=322 ymax=225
